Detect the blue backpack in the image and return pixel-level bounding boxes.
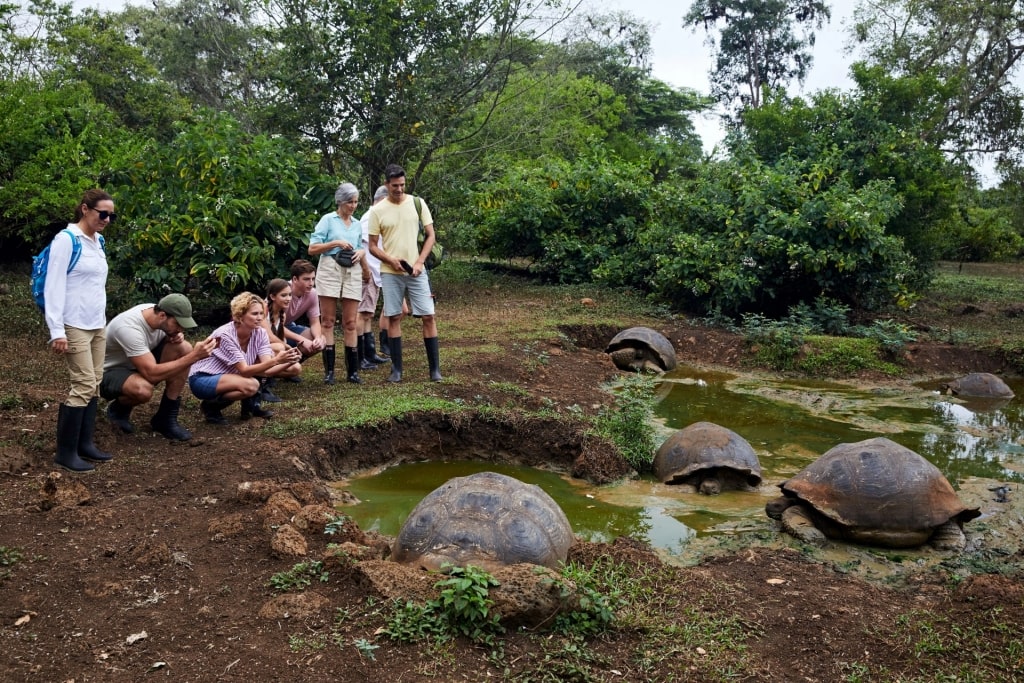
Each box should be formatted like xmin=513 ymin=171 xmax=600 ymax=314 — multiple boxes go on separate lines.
xmin=31 ymin=228 xmax=105 ymax=312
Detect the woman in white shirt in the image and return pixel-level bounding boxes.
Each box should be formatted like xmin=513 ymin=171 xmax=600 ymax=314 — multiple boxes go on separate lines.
xmin=43 ymin=189 xmax=113 ymax=472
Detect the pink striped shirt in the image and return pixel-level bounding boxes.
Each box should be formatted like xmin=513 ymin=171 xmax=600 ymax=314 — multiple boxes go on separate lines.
xmin=189 ymin=321 xmax=272 ymax=377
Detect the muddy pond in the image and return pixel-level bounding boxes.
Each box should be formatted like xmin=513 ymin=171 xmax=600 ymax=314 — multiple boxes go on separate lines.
xmin=339 ymin=367 xmax=1024 ymax=565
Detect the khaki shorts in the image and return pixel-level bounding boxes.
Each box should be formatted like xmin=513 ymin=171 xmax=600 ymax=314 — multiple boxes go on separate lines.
xmin=315 ymin=256 xmax=362 ymax=300
xmin=359 ymin=278 xmax=380 ymax=314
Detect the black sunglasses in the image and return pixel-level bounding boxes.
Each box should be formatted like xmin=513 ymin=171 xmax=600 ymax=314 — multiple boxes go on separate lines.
xmin=94 ymin=208 xmax=117 ymax=222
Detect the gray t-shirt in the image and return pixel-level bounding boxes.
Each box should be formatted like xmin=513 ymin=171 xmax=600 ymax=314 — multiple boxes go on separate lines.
xmin=104 ymin=304 xmax=164 ymax=372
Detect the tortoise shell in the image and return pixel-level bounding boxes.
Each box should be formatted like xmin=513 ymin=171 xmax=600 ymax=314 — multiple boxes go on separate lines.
xmin=944 ymin=372 xmax=1014 ymax=398
xmin=776 ymin=437 xmax=980 ymax=547
xmin=654 ymin=421 xmax=762 ymax=490
xmin=391 ymin=471 xmax=574 ymax=572
xmin=605 ymin=327 xmax=678 ymax=372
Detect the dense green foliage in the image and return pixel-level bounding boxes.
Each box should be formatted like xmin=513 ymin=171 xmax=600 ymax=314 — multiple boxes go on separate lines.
xmin=1 ymin=0 xmax=1022 ymax=319
xmin=108 ymin=111 xmax=332 ymax=302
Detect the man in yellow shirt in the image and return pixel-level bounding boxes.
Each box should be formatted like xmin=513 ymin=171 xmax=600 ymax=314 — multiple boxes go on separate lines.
xmin=367 ymin=164 xmax=441 ymax=383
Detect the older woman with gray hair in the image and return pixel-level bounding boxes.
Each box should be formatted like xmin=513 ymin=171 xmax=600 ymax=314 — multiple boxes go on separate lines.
xmin=307 ymin=182 xmax=369 ymax=384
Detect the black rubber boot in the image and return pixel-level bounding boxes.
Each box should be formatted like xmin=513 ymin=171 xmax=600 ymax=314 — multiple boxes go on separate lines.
xmin=106 ymin=399 xmax=135 ymax=433
xmin=364 ymin=332 xmax=388 ymax=365
xmin=149 ymin=394 xmax=192 ymax=441
xmin=360 ymin=334 xmax=379 ymax=370
xmin=240 ymin=381 xmax=274 ymax=420
xmin=200 ymin=398 xmax=230 ymax=425
xmin=79 ymin=397 xmax=112 ymax=462
xmin=55 ymin=404 xmax=94 ymax=473
xmin=379 ymin=330 xmax=391 ymax=358
xmin=323 ymin=346 xmax=336 ymax=385
xmin=387 ymin=336 xmax=403 ymax=383
xmin=424 ymin=336 xmax=443 ymax=382
xmin=260 ymin=377 xmax=282 ymax=403
xmin=345 ymin=346 xmax=362 ymax=384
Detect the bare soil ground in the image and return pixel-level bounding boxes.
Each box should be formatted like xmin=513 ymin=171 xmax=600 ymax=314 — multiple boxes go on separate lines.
xmin=1 ymin=271 xmax=1022 ymax=682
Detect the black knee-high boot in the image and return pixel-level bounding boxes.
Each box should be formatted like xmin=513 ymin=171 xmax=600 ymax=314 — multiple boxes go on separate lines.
xmin=345 ymin=346 xmax=362 ymax=384
xmin=365 ymin=332 xmax=387 ymax=365
xmin=424 ymin=336 xmax=442 ymax=382
xmin=379 ymin=330 xmax=391 ymax=358
xmin=55 ymin=404 xmax=94 ymax=473
xmin=80 ymin=397 xmax=113 ymax=461
xmin=323 ymin=345 xmax=336 ymax=385
xmin=387 ymin=336 xmax=403 ymax=383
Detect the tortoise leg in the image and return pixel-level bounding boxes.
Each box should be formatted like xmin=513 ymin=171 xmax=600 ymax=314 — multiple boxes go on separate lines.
xmin=929 ymin=520 xmax=967 ymax=552
xmin=780 ymin=505 xmax=827 ymax=546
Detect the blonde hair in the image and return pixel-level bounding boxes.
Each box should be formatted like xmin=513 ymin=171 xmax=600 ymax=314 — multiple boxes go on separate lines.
xmin=230 ymin=292 xmax=265 ymax=322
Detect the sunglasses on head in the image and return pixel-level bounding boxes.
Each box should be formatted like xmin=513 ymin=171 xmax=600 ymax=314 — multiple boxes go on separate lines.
xmin=94 ymin=208 xmax=117 ymax=222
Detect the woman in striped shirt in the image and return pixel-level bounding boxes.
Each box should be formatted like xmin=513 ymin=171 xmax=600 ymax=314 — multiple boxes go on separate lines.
xmin=188 ymin=292 xmax=302 ymax=424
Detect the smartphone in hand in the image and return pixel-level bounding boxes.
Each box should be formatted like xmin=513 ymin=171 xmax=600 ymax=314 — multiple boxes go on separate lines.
xmin=399 ymin=259 xmax=414 ymax=275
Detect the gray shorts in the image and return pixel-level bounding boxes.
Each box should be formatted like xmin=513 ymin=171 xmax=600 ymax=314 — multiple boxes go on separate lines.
xmin=381 ymin=272 xmax=434 ymax=318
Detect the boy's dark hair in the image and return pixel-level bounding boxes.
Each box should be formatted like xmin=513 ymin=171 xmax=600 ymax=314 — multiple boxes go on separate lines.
xmin=290 ymin=259 xmax=316 ymax=277
xmin=384 ymin=164 xmax=405 ymax=180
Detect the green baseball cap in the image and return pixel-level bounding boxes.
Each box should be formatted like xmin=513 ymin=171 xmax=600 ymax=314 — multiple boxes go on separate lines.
xmin=157 ymin=293 xmax=197 ymax=329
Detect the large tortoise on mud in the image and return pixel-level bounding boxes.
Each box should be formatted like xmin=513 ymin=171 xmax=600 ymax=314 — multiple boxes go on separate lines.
xmin=654 ymin=421 xmax=762 ymax=495
xmin=765 ymin=437 xmax=980 ymax=550
xmin=392 ymin=471 xmax=574 ymax=572
xmin=942 ymin=372 xmax=1015 ymax=399
xmin=605 ymin=327 xmax=678 ymax=373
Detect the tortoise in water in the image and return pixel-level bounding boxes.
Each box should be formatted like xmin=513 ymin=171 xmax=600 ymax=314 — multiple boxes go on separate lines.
xmin=392 ymin=471 xmax=574 ymax=572
xmin=764 ymin=437 xmax=980 ymax=550
xmin=942 ymin=372 xmax=1014 ymax=399
xmin=605 ymin=327 xmax=678 ymax=373
xmin=654 ymin=421 xmax=762 ymax=495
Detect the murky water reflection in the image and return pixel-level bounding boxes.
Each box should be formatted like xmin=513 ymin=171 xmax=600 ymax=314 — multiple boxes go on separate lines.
xmin=339 ymin=368 xmax=1024 ymax=554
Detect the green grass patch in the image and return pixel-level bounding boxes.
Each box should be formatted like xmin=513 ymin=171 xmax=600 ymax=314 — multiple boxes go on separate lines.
xmin=798 ymin=336 xmax=902 ymax=376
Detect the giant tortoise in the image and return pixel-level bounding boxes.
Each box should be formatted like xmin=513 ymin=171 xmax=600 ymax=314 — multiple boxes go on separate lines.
xmin=765 ymin=437 xmax=980 ymax=550
xmin=942 ymin=372 xmax=1014 ymax=399
xmin=605 ymin=327 xmax=678 ymax=373
xmin=392 ymin=471 xmax=574 ymax=572
xmin=654 ymin=421 xmax=762 ymax=495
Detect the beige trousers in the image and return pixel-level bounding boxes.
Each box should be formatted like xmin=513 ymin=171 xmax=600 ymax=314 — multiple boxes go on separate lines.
xmin=64 ymin=326 xmax=106 ymax=407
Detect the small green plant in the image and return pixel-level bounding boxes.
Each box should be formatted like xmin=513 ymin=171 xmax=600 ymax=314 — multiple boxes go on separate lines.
xmin=267 ymin=561 xmax=328 ymax=592
xmin=0 ymin=546 xmax=22 ymax=583
xmin=382 ymin=564 xmax=504 ymax=645
xmin=851 ymin=318 xmax=917 ymax=355
xmin=353 ymin=637 xmax=380 ymax=661
xmin=548 ymin=562 xmax=622 ymax=636
xmin=288 ymin=632 xmax=327 ymax=652
xmin=324 ymin=514 xmax=352 ymax=536
xmin=593 ymin=373 xmax=657 ymax=472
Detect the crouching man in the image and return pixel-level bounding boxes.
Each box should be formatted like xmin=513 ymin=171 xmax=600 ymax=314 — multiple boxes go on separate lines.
xmin=101 ymin=293 xmax=217 ymax=440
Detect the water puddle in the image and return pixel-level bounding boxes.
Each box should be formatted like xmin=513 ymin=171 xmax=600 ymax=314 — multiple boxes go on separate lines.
xmin=338 ymin=367 xmax=1024 ymax=561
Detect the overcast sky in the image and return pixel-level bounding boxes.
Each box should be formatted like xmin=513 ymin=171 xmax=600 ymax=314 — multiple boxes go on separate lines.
xmin=599 ymin=0 xmax=858 ymax=153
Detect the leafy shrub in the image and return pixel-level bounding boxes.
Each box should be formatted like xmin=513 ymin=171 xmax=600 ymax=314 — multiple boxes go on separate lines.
xmin=547 ymin=562 xmax=622 ymax=636
xmin=738 ymin=313 xmax=804 ymax=371
xmin=108 ymin=110 xmax=333 ymax=302
xmin=592 ymin=373 xmax=658 ymax=472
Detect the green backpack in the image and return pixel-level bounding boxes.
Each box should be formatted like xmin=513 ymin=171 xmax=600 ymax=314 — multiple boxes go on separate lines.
xmin=412 ymin=196 xmax=445 ymax=269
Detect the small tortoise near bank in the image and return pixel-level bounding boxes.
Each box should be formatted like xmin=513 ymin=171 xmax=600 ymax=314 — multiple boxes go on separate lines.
xmin=654 ymin=421 xmax=762 ymax=495
xmin=942 ymin=372 xmax=1014 ymax=399
xmin=391 ymin=471 xmax=574 ymax=572
xmin=765 ymin=437 xmax=980 ymax=550
xmin=605 ymin=327 xmax=678 ymax=373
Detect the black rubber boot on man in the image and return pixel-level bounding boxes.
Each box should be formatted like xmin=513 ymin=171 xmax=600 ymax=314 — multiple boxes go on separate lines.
xmin=387 ymin=336 xmax=403 ymax=383
xmin=149 ymin=394 xmax=192 ymax=441
xmin=79 ymin=397 xmax=113 ymax=462
xmin=379 ymin=330 xmax=391 ymax=358
xmin=424 ymin=336 xmax=443 ymax=382
xmin=106 ymin=399 xmax=135 ymax=433
xmin=55 ymin=404 xmax=94 ymax=473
